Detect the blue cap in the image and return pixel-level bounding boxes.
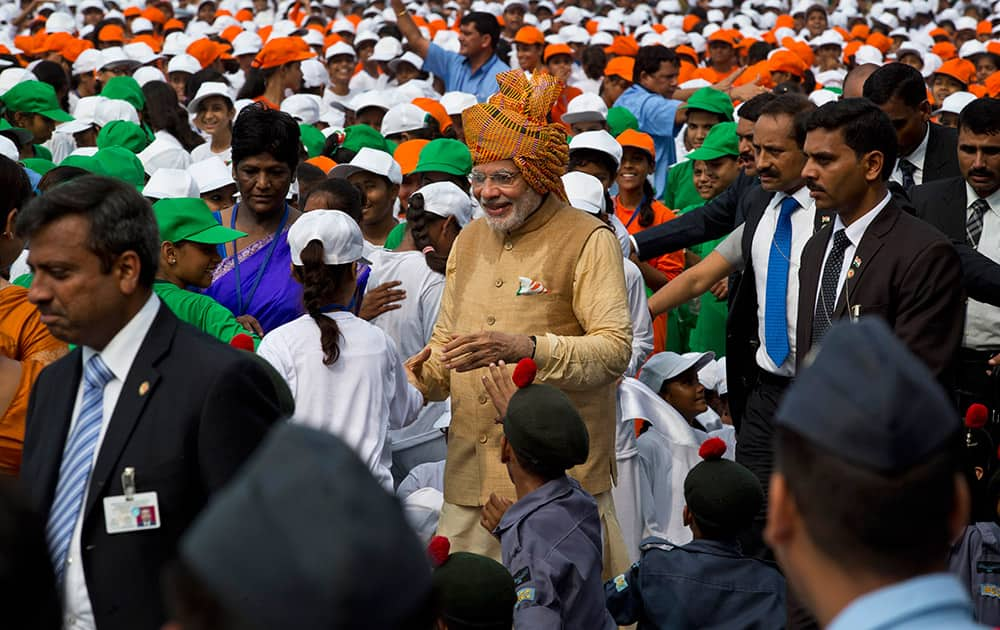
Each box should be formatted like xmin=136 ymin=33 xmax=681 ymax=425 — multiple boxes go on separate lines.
xmin=775 ymin=318 xmax=958 ymax=474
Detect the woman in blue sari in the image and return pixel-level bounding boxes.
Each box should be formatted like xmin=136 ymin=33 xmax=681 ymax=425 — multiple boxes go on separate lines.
xmin=205 ymin=104 xmax=304 ymax=334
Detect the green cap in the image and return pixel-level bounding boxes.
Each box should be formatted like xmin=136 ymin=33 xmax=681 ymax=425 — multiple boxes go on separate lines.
xmin=60 ymin=154 xmax=107 ymax=175
xmin=299 ymin=123 xmax=325 ymax=158
xmin=97 ymin=120 xmax=152 ymax=153
xmin=95 ymin=146 xmax=145 ymax=189
xmin=101 ymin=76 xmax=146 ymax=112
xmin=1 ymin=81 xmax=73 ymax=122
xmin=412 ymin=138 xmax=472 ymax=177
xmin=341 ymin=124 xmax=389 ymax=154
xmin=22 ymin=157 xmax=55 ymax=176
xmin=679 ymin=87 xmax=734 ymax=122
xmin=606 ymin=106 xmax=638 ymax=137
xmin=0 ymin=119 xmax=33 ymax=146
xmin=686 ymin=121 xmax=739 ymax=162
xmin=154 ymin=197 xmax=247 ymax=244
xmin=503 ymin=383 xmax=589 ymax=471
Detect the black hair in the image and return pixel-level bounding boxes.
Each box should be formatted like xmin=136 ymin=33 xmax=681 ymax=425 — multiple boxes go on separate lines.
xmin=581 ymin=45 xmax=608 ymax=80
xmin=759 ymin=93 xmax=816 ymax=148
xmin=737 ymin=91 xmax=778 ymax=123
xmin=36 ymin=165 xmax=89 ymax=194
xmin=805 ymin=3 xmax=827 ymax=19
xmin=31 ymin=60 xmax=70 ymax=110
xmin=15 ymin=175 xmax=159 ymax=287
xmin=958 ymin=97 xmax=1000 ymax=137
xmin=636 ymin=167 xmax=658 ymax=228
xmin=747 ymin=41 xmax=773 ymax=65
xmin=801 ymin=69 xmax=817 ymax=94
xmin=303 ymin=178 xmax=363 ymax=220
xmin=568 ymin=148 xmax=619 ymax=183
xmin=0 ymin=156 xmax=32 ymax=226
xmin=862 ymin=62 xmax=928 ymax=109
xmin=142 ymin=81 xmax=205 ymax=152
xmin=295 ymin=163 xmax=326 ymax=206
xmin=0 ymin=479 xmax=61 ymax=630
xmin=407 ymin=191 xmax=462 ymax=275
xmin=186 ymin=68 xmax=230 ymax=102
xmin=163 ymin=559 xmax=262 ymax=630
xmin=805 ymin=98 xmax=898 ymax=181
xmin=773 ymin=80 xmax=805 ymax=95
xmin=231 ymin=103 xmax=301 ymax=172
xmin=295 ymin=240 xmax=354 ymax=365
xmin=633 ymin=45 xmax=679 ymax=85
xmin=235 ymin=65 xmax=279 ymax=100
xmin=377 ymin=22 xmax=403 ymax=40
xmin=776 ymin=426 xmax=961 ymax=578
xmin=460 ymin=12 xmax=502 ymax=52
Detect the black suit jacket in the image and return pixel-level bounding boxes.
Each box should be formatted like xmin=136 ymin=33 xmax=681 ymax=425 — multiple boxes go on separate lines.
xmin=921 ymin=122 xmax=961 ymax=184
xmin=20 ymin=304 xmax=283 ymax=630
xmin=906 ymin=176 xmax=1000 ymax=307
xmin=795 ymin=202 xmax=964 ymax=379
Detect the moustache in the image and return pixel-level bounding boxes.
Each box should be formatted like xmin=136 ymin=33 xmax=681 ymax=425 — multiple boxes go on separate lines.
xmin=969 ymin=169 xmax=995 ymax=179
xmin=757 ymin=168 xmax=779 ymax=179
xmin=806 ymin=181 xmax=826 ymax=193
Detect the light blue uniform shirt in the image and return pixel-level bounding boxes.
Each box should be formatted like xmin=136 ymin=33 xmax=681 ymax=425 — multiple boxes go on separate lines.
xmin=422 ymin=43 xmax=510 ymax=103
xmin=828 ymin=573 xmax=987 ymax=630
xmin=613 ymin=84 xmax=681 ymax=196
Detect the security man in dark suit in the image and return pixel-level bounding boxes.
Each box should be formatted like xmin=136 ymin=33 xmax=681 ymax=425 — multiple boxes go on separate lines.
xmin=911 ymin=97 xmax=1000 ymax=412
xmin=796 ymin=98 xmax=964 ymax=380
xmin=16 ymin=176 xmax=286 ymax=630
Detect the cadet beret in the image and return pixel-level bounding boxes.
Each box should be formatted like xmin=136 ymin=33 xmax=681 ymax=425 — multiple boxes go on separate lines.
xmin=775 ymin=318 xmax=959 ymax=474
xmin=683 ymin=438 xmax=762 ymax=534
xmin=181 ymin=423 xmax=432 ymax=630
xmin=503 ymin=359 xmax=589 ymax=471
xmin=430 ymin=537 xmax=515 ymax=630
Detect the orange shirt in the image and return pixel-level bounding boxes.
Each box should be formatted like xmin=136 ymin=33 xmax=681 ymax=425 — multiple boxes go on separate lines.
xmin=614 ymin=196 xmax=684 ymax=281
xmin=0 ymin=285 xmax=67 ymax=475
xmin=551 ymin=85 xmax=583 ymax=128
xmin=252 ymin=95 xmax=279 ymax=110
xmin=692 ymin=65 xmax=739 ymax=84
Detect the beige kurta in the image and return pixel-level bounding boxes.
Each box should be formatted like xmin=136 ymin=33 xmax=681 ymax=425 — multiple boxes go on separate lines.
xmin=419 ymin=194 xmax=633 ymax=506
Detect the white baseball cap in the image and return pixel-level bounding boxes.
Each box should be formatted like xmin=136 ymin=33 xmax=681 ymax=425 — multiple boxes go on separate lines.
xmin=143 ymin=168 xmax=201 ymax=199
xmin=416 ymin=181 xmax=474 ymax=226
xmin=561 ymin=171 xmax=606 ymax=215
xmin=124 ymin=42 xmax=162 ymax=65
xmin=388 ymin=50 xmax=424 ymax=74
xmin=348 ymin=91 xmax=389 ymax=113
xmin=561 ymin=92 xmax=608 ymax=125
xmin=72 ymin=48 xmax=102 ymax=75
xmin=325 ymin=41 xmax=356 ymax=61
xmin=853 ymin=44 xmax=883 ymax=66
xmin=45 ymin=11 xmax=76 ymax=33
xmin=288 ymin=209 xmax=369 ymax=265
xmin=808 ymin=89 xmax=839 ymax=107
xmin=132 ymin=65 xmax=167 ymax=86
xmin=0 ymin=68 xmax=37 ymax=96
xmin=97 ymin=46 xmax=139 ymax=71
xmin=959 ymin=39 xmax=986 ymax=59
xmin=131 ymin=16 xmax=154 ymax=34
xmin=138 ymin=137 xmax=193 ymax=176
xmin=933 ymin=91 xmax=977 ymax=117
xmin=569 ymin=130 xmax=623 ymax=167
xmin=232 ymin=31 xmax=262 ymax=57
xmin=380 ymin=103 xmax=429 ymax=137
xmin=638 ymin=351 xmax=716 ymax=393
xmin=186 ymin=81 xmax=234 ymax=113
xmin=281 ymin=93 xmax=322 ymax=124
xmin=167 ymin=53 xmax=202 ymax=75
xmin=0 ymin=135 xmax=18 ymax=162
xmin=330 ymin=147 xmax=403 ymax=185
xmin=439 ymin=91 xmax=477 ymax=116
xmin=370 ymin=36 xmax=402 ymax=62
xmin=94 ymin=97 xmax=139 ymax=126
xmin=189 ymin=156 xmax=235 ymax=193
xmin=300 ymin=57 xmax=330 ymax=89
xmin=162 ymin=32 xmax=194 ymax=57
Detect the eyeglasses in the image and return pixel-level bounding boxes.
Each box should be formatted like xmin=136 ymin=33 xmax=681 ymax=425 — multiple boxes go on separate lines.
xmin=469 ymin=170 xmax=521 ymax=187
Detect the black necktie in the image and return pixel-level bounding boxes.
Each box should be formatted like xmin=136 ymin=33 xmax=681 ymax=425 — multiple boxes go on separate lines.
xmin=812 ymin=229 xmax=851 ymax=345
xmin=967 ymin=198 xmax=990 ymax=248
xmin=899 ymin=159 xmax=917 ymax=191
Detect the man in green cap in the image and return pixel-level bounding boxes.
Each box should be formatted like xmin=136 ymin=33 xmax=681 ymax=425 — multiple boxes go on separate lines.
xmin=152 ymin=197 xmax=261 ymax=347
xmin=480 ymin=360 xmax=616 ymax=630
xmin=1 ymin=81 xmax=73 ymax=158
xmin=662 ymin=87 xmax=734 ymax=211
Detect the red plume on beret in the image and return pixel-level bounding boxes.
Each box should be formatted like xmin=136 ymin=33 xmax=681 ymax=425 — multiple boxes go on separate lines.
xmin=512 ymin=358 xmax=537 ymax=388
xmin=966 ymin=403 xmax=989 ymax=429
xmin=699 ymin=437 xmax=727 ymax=460
xmin=428 ymin=535 xmax=451 ymax=568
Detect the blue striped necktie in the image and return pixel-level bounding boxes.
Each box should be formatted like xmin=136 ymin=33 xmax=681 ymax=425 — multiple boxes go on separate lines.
xmin=45 ymin=354 xmax=115 ymax=585
xmin=764 ymin=196 xmax=799 ymax=367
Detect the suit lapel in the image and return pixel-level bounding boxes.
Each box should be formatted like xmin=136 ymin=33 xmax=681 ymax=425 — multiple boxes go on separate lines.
xmin=945 ymin=177 xmax=968 ymax=241
xmin=29 ymin=350 xmax=84 ymax=516
xmin=83 ymin=305 xmax=176 ymax=522
xmin=834 ymin=204 xmax=901 ymax=317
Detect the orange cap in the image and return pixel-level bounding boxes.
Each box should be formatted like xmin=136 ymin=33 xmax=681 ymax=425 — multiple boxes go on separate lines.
xmin=866 ymin=31 xmax=891 ymax=54
xmin=543 ymin=43 xmax=573 ymax=62
xmin=774 ymin=14 xmax=795 ymax=29
xmin=605 ymin=35 xmax=639 ymax=57
xmin=412 ymin=97 xmax=451 ymax=132
xmin=131 ymin=33 xmax=162 ymax=52
xmin=142 ymin=6 xmax=166 ymax=24
xmin=98 ymin=24 xmax=125 ymax=43
xmin=682 ymin=14 xmax=701 ymax=33
xmin=251 ymin=36 xmax=315 ymax=69
xmin=651 ymin=24 xmax=666 ymax=34
xmin=987 ymin=41 xmax=1000 ymax=57
xmin=235 ymin=8 xmax=254 ymax=22
xmin=833 ymin=26 xmax=850 ymax=40
xmin=935 ymin=58 xmax=976 ymax=86
xmin=733 ymin=59 xmax=773 ymax=88
xmin=513 ymin=25 xmax=544 ymax=46
xmin=986 ymin=71 xmax=1000 ymax=98
xmin=675 ymin=45 xmax=698 ymax=64
xmin=604 ymin=55 xmax=634 ymax=82
xmin=306 ymin=155 xmax=337 ymax=173
xmin=781 ymin=37 xmax=814 ymax=66
xmin=842 ymin=40 xmax=861 ymax=64
xmin=60 ymin=37 xmax=94 ymax=62
xmin=768 ymin=49 xmax=808 ymax=79
xmin=187 ymin=38 xmax=232 ymax=68
xmin=969 ymin=84 xmax=988 ymax=98
xmin=849 ymin=24 xmax=870 ymax=40
xmin=163 ymin=18 xmax=184 ymax=32
xmin=42 ymin=31 xmax=74 ymax=54
xmin=220 ymin=25 xmax=243 ymax=43
xmin=932 ymin=41 xmax=957 ymax=61
xmin=393 ymin=139 xmax=431 ymax=175
xmin=928 ymin=27 xmax=950 ymax=40
xmin=123 ymin=6 xmax=141 ymax=17
xmin=617 ymin=129 xmax=655 ymax=161
xmin=707 ymin=29 xmax=739 ymax=47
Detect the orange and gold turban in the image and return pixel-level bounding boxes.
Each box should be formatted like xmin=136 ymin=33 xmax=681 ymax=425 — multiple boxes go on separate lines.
xmin=462 ymin=69 xmax=569 ymax=200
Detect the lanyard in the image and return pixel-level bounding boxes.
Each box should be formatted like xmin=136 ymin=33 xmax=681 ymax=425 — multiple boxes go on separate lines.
xmin=320 ymin=294 xmax=357 ymax=313
xmin=624 ymin=194 xmax=648 ymax=229
xmin=230 ymin=202 xmax=290 ymax=317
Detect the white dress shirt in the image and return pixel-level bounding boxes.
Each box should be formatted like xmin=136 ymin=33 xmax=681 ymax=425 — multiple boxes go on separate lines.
xmin=258 ymin=311 xmax=423 ymax=491
xmin=63 ymin=293 xmax=161 ymax=630
xmin=750 ymin=186 xmax=816 ymax=376
xmin=623 ymin=258 xmax=654 ymax=377
xmin=890 ymin=124 xmax=929 ymax=187
xmin=812 ymin=192 xmax=891 ymax=319
xmin=365 ymin=249 xmax=446 ymax=360
xmin=964 ymin=183 xmax=1000 ymax=349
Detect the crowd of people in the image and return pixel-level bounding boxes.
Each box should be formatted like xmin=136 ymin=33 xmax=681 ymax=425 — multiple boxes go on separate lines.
xmin=2 ymin=0 xmax=1000 ymax=627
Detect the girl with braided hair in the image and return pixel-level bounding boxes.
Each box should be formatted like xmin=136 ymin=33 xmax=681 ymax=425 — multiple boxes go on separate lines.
xmin=257 ymin=210 xmax=424 ymax=491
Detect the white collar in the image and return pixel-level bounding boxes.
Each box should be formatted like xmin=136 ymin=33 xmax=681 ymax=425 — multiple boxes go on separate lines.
xmin=831 ymin=191 xmax=892 ymax=246
xmin=965 ymin=182 xmax=1000 ymax=213
xmin=81 ymin=293 xmax=160 ymax=383
xmin=772 ymin=185 xmax=814 ymax=211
